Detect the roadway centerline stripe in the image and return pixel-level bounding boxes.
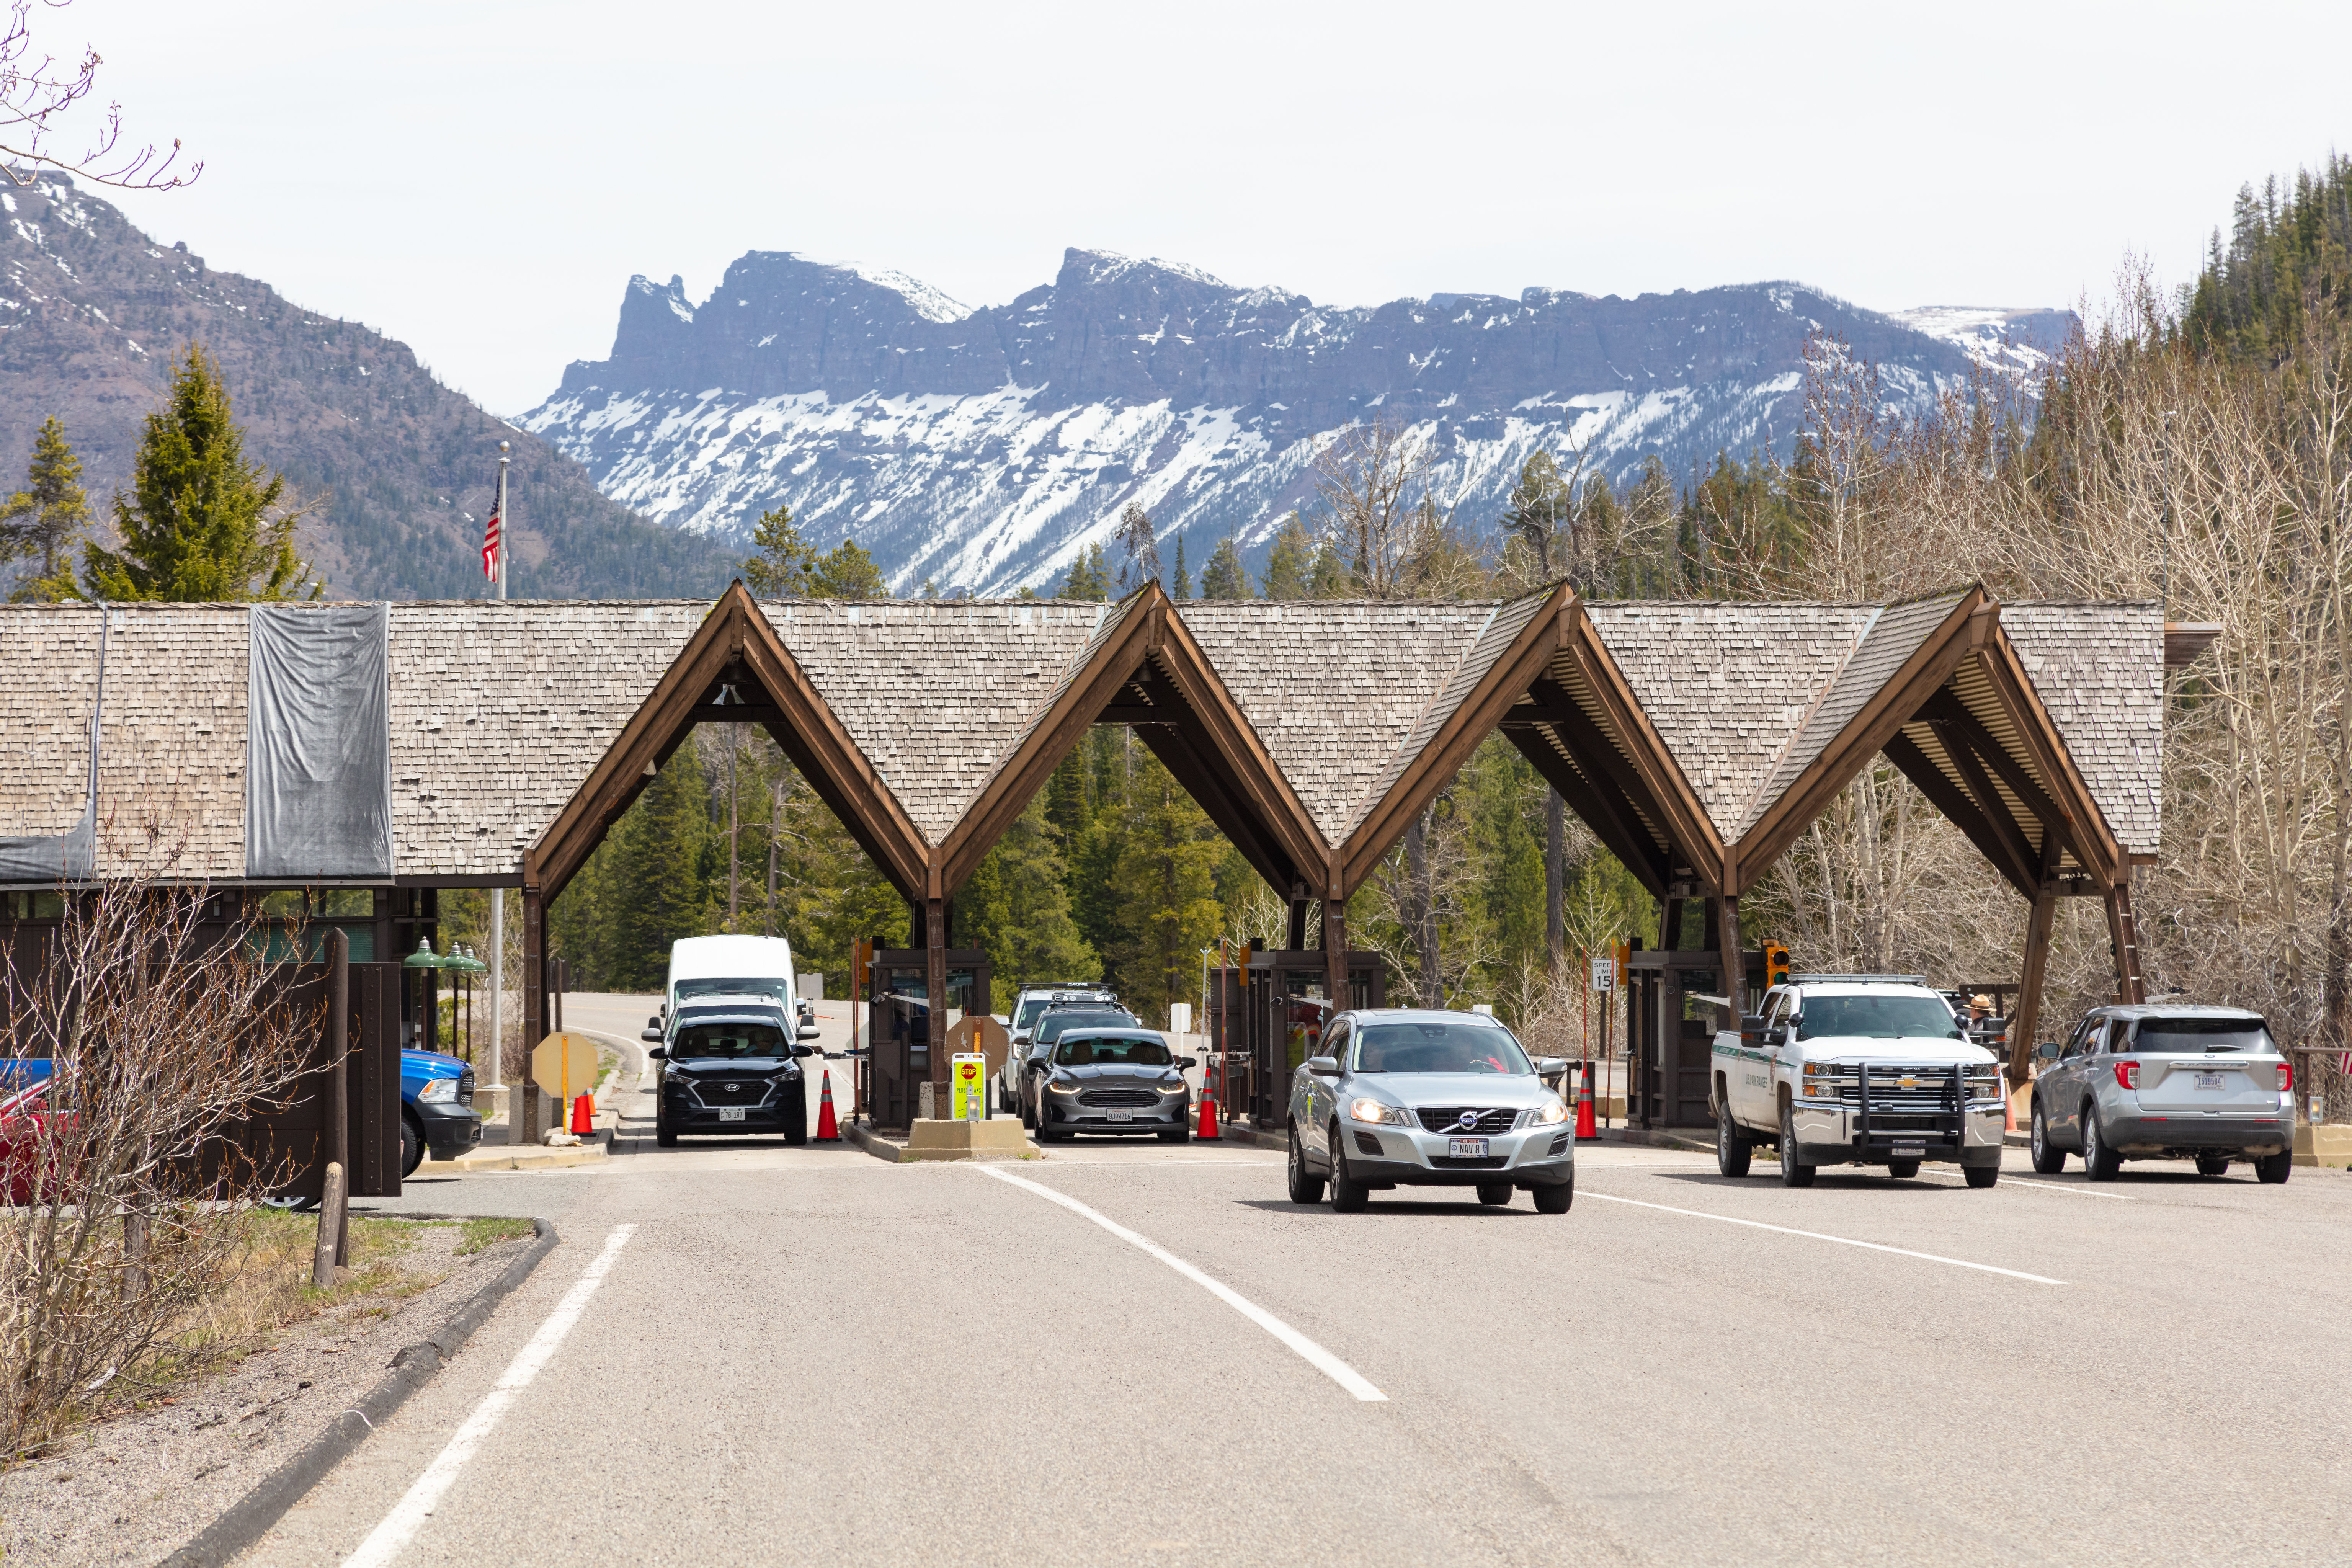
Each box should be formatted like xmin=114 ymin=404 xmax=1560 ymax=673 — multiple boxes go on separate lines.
xmin=1582 ymin=1193 xmax=2063 ymax=1284
xmin=972 ymin=1165 xmax=1386 ymax=1401
xmin=2001 ymin=1176 xmax=2134 ymax=1199
xmin=343 ymin=1224 xmax=638 ymax=1568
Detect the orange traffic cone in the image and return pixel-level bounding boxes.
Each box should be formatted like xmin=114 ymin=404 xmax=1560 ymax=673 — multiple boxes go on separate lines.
xmin=569 ymin=1092 xmax=594 ymax=1136
xmin=815 ymin=1069 xmax=841 ymax=1142
xmin=1574 ymin=1066 xmax=1599 ymax=1142
xmin=1197 ymin=1086 xmax=1220 ymax=1140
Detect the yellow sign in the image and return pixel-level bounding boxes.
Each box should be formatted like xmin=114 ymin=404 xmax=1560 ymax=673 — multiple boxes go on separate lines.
xmin=950 ymin=1052 xmax=988 ymax=1121
xmin=532 ymin=1032 xmax=603 ymax=1100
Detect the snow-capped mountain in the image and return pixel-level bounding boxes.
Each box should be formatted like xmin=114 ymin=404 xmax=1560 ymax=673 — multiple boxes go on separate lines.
xmin=524 ymin=249 xmax=2069 ymax=595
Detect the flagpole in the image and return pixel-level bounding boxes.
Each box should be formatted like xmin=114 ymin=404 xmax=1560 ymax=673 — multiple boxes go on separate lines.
xmin=489 ymin=441 xmax=510 ymax=1113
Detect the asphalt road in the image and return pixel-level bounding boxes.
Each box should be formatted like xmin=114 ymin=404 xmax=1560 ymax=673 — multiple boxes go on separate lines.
xmin=267 ymin=994 xmax=2352 ymax=1566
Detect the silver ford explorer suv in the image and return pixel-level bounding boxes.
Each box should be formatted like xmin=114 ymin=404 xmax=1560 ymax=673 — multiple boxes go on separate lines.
xmin=2028 ymin=1004 xmax=2295 ymax=1183
xmin=1285 ymin=1009 xmax=1575 ymax=1214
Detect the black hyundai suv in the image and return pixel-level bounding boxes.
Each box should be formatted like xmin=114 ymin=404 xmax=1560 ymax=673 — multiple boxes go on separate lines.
xmin=650 ymin=1010 xmax=818 ymax=1146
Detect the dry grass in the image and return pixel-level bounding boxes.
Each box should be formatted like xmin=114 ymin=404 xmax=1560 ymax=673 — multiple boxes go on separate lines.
xmin=455 ymin=1217 xmax=534 ymax=1258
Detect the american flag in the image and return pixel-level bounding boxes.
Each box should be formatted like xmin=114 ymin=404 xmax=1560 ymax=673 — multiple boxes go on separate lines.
xmin=480 ymin=496 xmax=501 ymax=581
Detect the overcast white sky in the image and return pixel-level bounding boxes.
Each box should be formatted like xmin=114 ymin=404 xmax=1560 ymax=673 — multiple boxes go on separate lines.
xmin=53 ymin=0 xmax=2352 ymax=415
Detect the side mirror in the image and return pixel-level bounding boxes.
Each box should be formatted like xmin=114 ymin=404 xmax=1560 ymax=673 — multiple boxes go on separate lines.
xmin=1740 ymin=1013 xmax=1767 ymax=1032
xmin=798 ymin=1024 xmax=822 ymax=1040
xmin=1305 ymin=1055 xmax=1340 ymax=1076
xmin=647 ymin=1015 xmax=662 ymax=1031
xmin=2035 ymin=1041 xmax=2060 ymax=1062
xmin=1176 ymin=1055 xmax=1198 ymax=1070
xmin=640 ymin=1030 xmax=663 ymax=1044
xmin=790 ymin=1043 xmax=814 ymax=1058
xmin=647 ymin=1047 xmax=668 ymax=1060
xmin=1534 ymin=1057 xmax=1568 ymax=1076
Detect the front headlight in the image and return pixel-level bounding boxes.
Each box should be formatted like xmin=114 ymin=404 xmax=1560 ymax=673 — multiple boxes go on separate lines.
xmin=1347 ymin=1098 xmax=1409 ymax=1125
xmin=1158 ymin=1078 xmax=1189 ymax=1095
xmin=1527 ymin=1100 xmax=1570 ymax=1125
xmin=1048 ymin=1078 xmax=1082 ymax=1094
xmin=417 ymin=1077 xmax=459 ymax=1104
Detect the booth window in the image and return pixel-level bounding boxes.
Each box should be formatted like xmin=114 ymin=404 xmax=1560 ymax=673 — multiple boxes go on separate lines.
xmin=248 ymin=887 xmax=379 ymax=962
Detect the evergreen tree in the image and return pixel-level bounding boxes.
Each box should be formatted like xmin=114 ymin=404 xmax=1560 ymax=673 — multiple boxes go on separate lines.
xmin=1308 ymin=538 xmax=1351 ymax=598
xmin=1062 ymin=542 xmax=1110 ymax=601
xmin=1105 ymin=755 xmax=1223 ymax=1024
xmin=608 ymin=741 xmax=713 ymax=989
xmin=83 ymin=345 xmax=310 ymax=602
xmin=959 ymin=795 xmax=1096 ymax=986
xmin=0 ymin=416 xmax=91 ymax=602
xmin=807 ymin=536 xmax=888 ymax=598
xmin=741 ymin=503 xmax=814 ymax=595
xmin=1260 ymin=513 xmax=1315 ymax=599
xmin=1171 ymin=535 xmax=1191 ymax=599
xmin=1199 ymin=535 xmax=1251 ymax=599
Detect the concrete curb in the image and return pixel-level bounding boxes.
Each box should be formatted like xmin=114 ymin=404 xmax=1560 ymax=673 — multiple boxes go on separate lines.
xmin=841 ymin=1120 xmax=1040 ymax=1161
xmin=158 ymin=1215 xmax=561 ymax=1568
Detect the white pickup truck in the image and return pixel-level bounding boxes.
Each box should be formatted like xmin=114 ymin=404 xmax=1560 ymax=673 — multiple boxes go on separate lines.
xmin=1710 ymin=975 xmax=2006 ymax=1188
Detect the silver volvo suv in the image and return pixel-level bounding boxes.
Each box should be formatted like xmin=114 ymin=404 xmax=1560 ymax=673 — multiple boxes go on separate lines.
xmin=1285 ymin=1009 xmax=1575 ymax=1214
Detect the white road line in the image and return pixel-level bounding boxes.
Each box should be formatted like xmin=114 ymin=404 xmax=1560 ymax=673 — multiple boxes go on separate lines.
xmin=2002 ymin=1176 xmax=2135 ymax=1200
xmin=972 ymin=1165 xmax=1386 ymax=1401
xmin=343 ymin=1224 xmax=638 ymax=1567
xmin=1582 ymin=1193 xmax=2063 ymax=1284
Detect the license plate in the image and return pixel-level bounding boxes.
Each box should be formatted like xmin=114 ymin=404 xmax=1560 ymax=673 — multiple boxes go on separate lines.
xmin=1893 ymin=1142 xmax=1925 ymax=1153
xmin=717 ymin=1107 xmax=745 ymax=1123
xmin=1450 ymin=1137 xmax=1488 ymax=1159
xmin=2195 ymin=1071 xmax=2225 ymax=1091
xmin=1107 ymin=1110 xmax=1132 ymax=1123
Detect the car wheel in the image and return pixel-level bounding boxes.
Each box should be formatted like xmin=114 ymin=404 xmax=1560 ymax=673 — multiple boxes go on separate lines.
xmin=2030 ymin=1102 xmax=2065 ymax=1173
xmin=1158 ymin=1123 xmax=1190 ymax=1143
xmin=1886 ymin=1158 xmax=1921 ymax=1179
xmin=1328 ymin=1124 xmax=1369 ymax=1213
xmin=1778 ymin=1099 xmax=1814 ymax=1187
xmin=783 ymin=1086 xmax=808 ymax=1146
xmin=655 ymin=1099 xmax=678 ymax=1148
xmin=1963 ymin=1161 xmax=2000 ymax=1189
xmin=400 ymin=1112 xmax=423 ymax=1178
xmin=1716 ymin=1097 xmax=1751 ymax=1178
xmin=2083 ymin=1103 xmax=2121 ymax=1181
xmin=2195 ymin=1155 xmax=2230 ymax=1177
xmin=2254 ymin=1150 xmax=2293 ymax=1184
xmin=1021 ymin=1094 xmax=1036 ymax=1131
xmin=1533 ymin=1173 xmax=1574 ymax=1214
xmin=1476 ymin=1181 xmax=1513 ymax=1206
xmin=1285 ymin=1122 xmax=1325 ymax=1205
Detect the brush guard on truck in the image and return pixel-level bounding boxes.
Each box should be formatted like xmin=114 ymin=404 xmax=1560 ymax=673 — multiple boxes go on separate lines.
xmin=1853 ymin=1063 xmax=1967 ymax=1162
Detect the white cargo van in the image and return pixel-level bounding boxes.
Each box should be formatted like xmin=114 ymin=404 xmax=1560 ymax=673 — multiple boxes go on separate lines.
xmin=660 ymin=936 xmax=817 ymax=1042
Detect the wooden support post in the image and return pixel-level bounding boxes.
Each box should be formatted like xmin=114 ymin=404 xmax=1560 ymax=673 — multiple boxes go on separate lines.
xmin=2105 ymin=879 xmax=2145 ymax=1005
xmin=1714 ymin=892 xmax=1743 ymax=1030
xmin=328 ymin=927 xmax=350 ymax=1266
xmin=925 ymin=894 xmax=949 ymax=1107
xmin=2009 ymin=834 xmax=2064 ymax=1088
xmin=522 ymin=889 xmax=545 ymax=1143
xmin=1322 ymin=898 xmax=1348 ymax=1013
xmin=1287 ymin=897 xmax=1309 ymax=952
xmin=312 ymin=1163 xmax=346 ymax=1289
xmin=1659 ymin=899 xmax=1682 ymax=952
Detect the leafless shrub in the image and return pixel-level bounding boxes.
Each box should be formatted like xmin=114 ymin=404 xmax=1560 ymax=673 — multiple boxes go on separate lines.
xmin=0 ymin=0 xmax=197 ymax=189
xmin=0 ymin=830 xmax=320 ymax=1459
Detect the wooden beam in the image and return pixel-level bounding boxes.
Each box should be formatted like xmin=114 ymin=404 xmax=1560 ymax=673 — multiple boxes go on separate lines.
xmin=2010 ymin=833 xmax=2063 ymax=1087
xmin=1555 ymin=627 xmax=1726 ymax=893
xmin=1973 ymin=632 xmax=2127 ymax=887
xmin=1919 ymin=690 xmax=2069 ymax=834
xmin=1499 ymin=727 xmax=1669 ymax=897
xmin=2106 ymin=880 xmax=2145 ymax=1005
xmin=1936 ymin=717 xmax=2043 ymax=895
xmin=1733 ymin=590 xmax=1988 ymax=889
xmin=1882 ymin=733 xmax=2039 ymax=898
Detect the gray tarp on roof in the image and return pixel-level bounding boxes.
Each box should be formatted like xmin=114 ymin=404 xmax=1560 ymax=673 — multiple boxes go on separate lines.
xmin=0 ymin=607 xmax=102 ymax=883
xmin=245 ymin=604 xmax=391 ymax=878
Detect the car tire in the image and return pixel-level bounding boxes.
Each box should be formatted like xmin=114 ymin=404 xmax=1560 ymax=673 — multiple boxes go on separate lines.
xmin=1778 ymin=1100 xmax=1814 ymax=1187
xmin=1020 ymin=1094 xmax=1036 ymax=1131
xmin=1286 ymin=1121 xmax=1326 ymax=1205
xmin=783 ymin=1086 xmax=808 ymax=1146
xmin=655 ymin=1104 xmax=678 ymax=1148
xmin=1886 ymin=1158 xmax=1921 ymax=1179
xmin=2083 ymin=1104 xmax=2121 ymax=1181
xmin=1476 ymin=1181 xmax=1513 ymax=1206
xmin=399 ymin=1112 xmax=423 ymax=1179
xmin=2196 ymin=1155 xmax=2231 ymax=1177
xmin=1533 ymin=1174 xmax=1574 ymax=1214
xmin=1963 ymin=1161 xmax=2000 ymax=1189
xmin=1158 ymin=1123 xmax=1190 ymax=1144
xmin=2030 ymin=1102 xmax=2065 ymax=1173
xmin=2254 ymin=1150 xmax=2293 ymax=1184
xmin=1716 ymin=1098 xmax=1752 ymax=1178
xmin=1328 ymin=1124 xmax=1370 ymax=1213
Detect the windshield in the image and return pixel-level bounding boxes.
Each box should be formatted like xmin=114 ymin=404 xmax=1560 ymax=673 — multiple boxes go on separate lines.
xmin=1036 ymin=1011 xmax=1134 ymax=1045
xmin=670 ymin=1021 xmax=787 ymax=1059
xmin=676 ymin=977 xmax=789 ymax=1005
xmin=2133 ymin=1017 xmax=2273 ymax=1053
xmin=1018 ymin=994 xmax=1110 ymax=1031
xmin=1797 ymin=995 xmax=1960 ymax=1040
xmin=1352 ymin=1022 xmax=1531 ymax=1075
xmin=1054 ymin=1035 xmax=1172 ymax=1067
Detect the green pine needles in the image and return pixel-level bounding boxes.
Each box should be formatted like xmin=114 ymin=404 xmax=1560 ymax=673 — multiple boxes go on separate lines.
xmin=83 ymin=344 xmax=311 ymax=602
xmin=0 ymin=415 xmax=91 ymax=601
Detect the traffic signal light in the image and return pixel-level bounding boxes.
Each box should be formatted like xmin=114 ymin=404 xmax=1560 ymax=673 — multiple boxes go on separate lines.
xmin=1763 ymin=941 xmax=1792 ymax=989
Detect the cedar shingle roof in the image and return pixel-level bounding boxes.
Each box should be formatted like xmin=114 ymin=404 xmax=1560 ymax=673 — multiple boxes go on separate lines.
xmin=2000 ymin=602 xmax=2165 ymax=856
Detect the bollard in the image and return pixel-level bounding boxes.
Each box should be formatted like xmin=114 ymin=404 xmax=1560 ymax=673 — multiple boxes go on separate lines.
xmin=312 ymin=1162 xmax=346 ymax=1288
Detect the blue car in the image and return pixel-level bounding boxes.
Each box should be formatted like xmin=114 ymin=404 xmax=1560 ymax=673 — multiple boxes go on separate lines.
xmin=402 ymin=1048 xmax=482 ymax=1176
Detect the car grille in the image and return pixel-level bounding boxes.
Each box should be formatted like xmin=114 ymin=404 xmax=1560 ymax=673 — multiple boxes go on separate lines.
xmin=692 ymin=1078 xmax=773 ymax=1110
xmin=457 ymin=1068 xmax=475 ymax=1109
xmin=1079 ymin=1088 xmax=1160 ymax=1108
xmin=1813 ymin=1064 xmax=1989 ymax=1112
xmin=1416 ymin=1107 xmax=1516 ymax=1134
xmin=1430 ymin=1155 xmax=1507 ymax=1169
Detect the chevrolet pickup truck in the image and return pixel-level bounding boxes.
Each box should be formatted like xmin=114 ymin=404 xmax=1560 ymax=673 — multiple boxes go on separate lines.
xmin=1710 ymin=975 xmax=2005 ymax=1188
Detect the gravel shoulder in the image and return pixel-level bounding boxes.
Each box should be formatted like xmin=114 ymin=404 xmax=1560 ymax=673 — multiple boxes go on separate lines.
xmin=0 ymin=1220 xmax=538 ymax=1568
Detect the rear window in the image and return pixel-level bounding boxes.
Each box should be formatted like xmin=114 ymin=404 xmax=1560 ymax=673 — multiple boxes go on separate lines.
xmin=1037 ymin=1010 xmax=1135 ymax=1044
xmin=1797 ymin=995 xmax=1960 ymax=1041
xmin=1351 ymin=1022 xmax=1531 ymax=1075
xmin=670 ymin=1022 xmax=786 ymax=1058
xmin=1054 ymin=1035 xmax=1172 ymax=1066
xmin=677 ymin=977 xmax=789 ymax=1004
xmin=2133 ymin=1017 xmax=2273 ymax=1053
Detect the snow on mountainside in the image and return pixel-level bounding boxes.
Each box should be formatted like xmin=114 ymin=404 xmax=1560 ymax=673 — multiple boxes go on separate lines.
xmin=1892 ymin=305 xmax=2076 ymax=377
xmin=525 ymin=249 xmax=2069 ymax=596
